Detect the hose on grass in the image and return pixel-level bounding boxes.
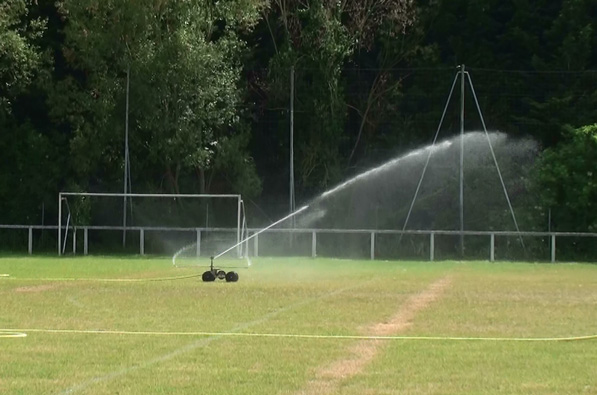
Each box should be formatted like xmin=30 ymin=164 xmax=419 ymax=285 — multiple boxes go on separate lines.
xmin=0 ymin=331 xmax=27 ymax=338
xmin=0 ymin=273 xmax=202 ymax=282
xmin=1 ymin=328 xmax=595 ymax=342
xmin=1 ymin=274 xmax=200 ymax=340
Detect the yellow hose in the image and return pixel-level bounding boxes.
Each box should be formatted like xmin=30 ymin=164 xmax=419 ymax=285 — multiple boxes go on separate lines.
xmin=0 ymin=331 xmax=27 ymax=338
xmin=0 ymin=273 xmax=201 ymax=282
xmin=1 ymin=328 xmax=595 ymax=342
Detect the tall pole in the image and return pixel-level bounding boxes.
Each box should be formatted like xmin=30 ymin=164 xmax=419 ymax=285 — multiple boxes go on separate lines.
xmin=122 ymin=65 xmax=130 ymax=247
xmin=58 ymin=194 xmax=62 ymax=256
xmin=289 ymin=66 xmax=296 ymax=249
xmin=237 ymin=196 xmax=242 ymax=258
xmin=290 ymin=66 xmax=295 ymax=216
xmin=459 ymin=64 xmax=465 ymax=257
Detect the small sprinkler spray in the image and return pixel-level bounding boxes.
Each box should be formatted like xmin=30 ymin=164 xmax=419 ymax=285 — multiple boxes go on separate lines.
xmin=204 ymin=205 xmax=310 ymax=283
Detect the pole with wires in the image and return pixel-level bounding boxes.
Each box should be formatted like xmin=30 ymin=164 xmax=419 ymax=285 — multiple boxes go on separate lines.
xmin=289 ymin=66 xmax=296 ymax=250
xmin=459 ymin=64 xmax=466 ymax=257
xmin=290 ymin=66 xmax=295 ymax=217
xmin=401 ymin=66 xmax=525 ymax=256
xmin=122 ymin=65 xmax=131 ymax=247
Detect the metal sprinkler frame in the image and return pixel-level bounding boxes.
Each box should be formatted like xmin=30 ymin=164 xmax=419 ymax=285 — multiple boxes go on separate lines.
xmin=201 ymin=256 xmax=239 ymax=282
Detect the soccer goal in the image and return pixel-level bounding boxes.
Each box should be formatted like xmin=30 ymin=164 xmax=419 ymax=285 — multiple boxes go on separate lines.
xmin=57 ymin=192 xmax=245 ymax=258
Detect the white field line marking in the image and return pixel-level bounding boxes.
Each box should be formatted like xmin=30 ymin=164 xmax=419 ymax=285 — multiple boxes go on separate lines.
xmin=56 ymin=281 xmax=372 ymax=394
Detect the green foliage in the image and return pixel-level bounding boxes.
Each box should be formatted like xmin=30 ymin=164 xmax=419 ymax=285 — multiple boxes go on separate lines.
xmin=212 ymin=131 xmax=262 ymax=198
xmin=259 ymin=0 xmax=417 ymax=193
xmin=0 ymin=119 xmax=57 ymax=224
xmin=266 ymin=1 xmax=353 ymax=191
xmin=415 ymin=0 xmax=597 ymax=146
xmin=0 ymin=0 xmax=46 ymax=112
xmin=0 ymin=0 xmax=54 ymax=225
xmin=53 ymin=0 xmax=266 ymax=194
xmin=531 ymin=124 xmax=597 ymax=232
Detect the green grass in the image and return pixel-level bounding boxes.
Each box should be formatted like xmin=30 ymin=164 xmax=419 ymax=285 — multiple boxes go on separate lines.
xmin=1 ymin=256 xmax=596 ymax=394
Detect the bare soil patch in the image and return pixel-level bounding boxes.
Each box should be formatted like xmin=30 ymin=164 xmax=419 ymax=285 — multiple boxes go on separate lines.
xmin=14 ymin=284 xmax=60 ymax=293
xmin=298 ymin=276 xmax=452 ymax=394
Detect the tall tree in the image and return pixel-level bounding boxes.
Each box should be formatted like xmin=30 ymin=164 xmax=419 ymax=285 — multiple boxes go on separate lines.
xmin=0 ymin=0 xmax=55 ymax=225
xmin=524 ymin=0 xmax=597 ymax=146
xmin=0 ymin=0 xmax=45 ymax=114
xmin=251 ymin=0 xmax=416 ymax=199
xmin=530 ymin=123 xmax=597 ymax=260
xmin=414 ymin=0 xmax=597 ymax=146
xmin=52 ymin=0 xmax=266 ymax=196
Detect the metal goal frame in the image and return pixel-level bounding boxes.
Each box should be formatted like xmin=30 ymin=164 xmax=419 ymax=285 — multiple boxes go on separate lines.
xmin=58 ymin=192 xmax=242 ymax=256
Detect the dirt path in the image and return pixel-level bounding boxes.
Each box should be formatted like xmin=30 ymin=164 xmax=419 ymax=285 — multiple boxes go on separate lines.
xmin=14 ymin=284 xmax=61 ymax=293
xmin=297 ymin=276 xmax=452 ymax=395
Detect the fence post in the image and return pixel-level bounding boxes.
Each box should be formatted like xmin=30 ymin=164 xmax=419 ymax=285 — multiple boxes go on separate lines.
xmin=140 ymin=229 xmax=145 ymax=255
xmin=311 ymin=231 xmax=317 ymax=258
xmin=370 ymin=232 xmax=375 ymax=260
xmin=551 ymin=234 xmax=556 ymax=263
xmin=490 ymin=233 xmax=495 ymax=262
xmin=28 ymin=227 xmax=33 ymax=255
xmin=73 ymin=228 xmax=76 ymax=255
xmin=196 ymin=229 xmax=201 ymax=257
xmin=254 ymin=233 xmax=259 ymax=257
xmin=430 ymin=232 xmax=435 ymax=261
xmin=84 ymin=227 xmax=88 ymax=255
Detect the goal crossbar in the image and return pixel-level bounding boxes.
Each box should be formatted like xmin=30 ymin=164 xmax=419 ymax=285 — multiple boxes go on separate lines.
xmin=60 ymin=192 xmax=241 ymax=198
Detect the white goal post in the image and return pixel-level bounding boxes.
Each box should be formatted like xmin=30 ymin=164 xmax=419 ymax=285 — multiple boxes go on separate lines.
xmin=58 ymin=192 xmax=243 ymax=256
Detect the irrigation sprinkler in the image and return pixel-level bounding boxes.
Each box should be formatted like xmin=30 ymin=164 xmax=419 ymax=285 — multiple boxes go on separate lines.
xmin=202 ymin=205 xmax=309 ymax=282
xmin=201 ymin=256 xmax=239 ymax=282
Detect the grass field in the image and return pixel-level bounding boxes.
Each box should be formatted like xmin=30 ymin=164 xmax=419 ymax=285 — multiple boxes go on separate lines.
xmin=1 ymin=256 xmax=596 ymax=394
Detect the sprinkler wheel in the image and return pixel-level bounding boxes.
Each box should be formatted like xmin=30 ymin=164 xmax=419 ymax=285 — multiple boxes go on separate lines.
xmin=225 ymin=271 xmax=239 ymax=282
xmin=216 ymin=270 xmax=227 ymax=280
xmin=202 ymin=270 xmax=216 ymax=282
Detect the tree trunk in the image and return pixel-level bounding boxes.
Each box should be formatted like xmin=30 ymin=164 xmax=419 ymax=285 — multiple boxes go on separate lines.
xmin=197 ymin=167 xmax=205 ymax=194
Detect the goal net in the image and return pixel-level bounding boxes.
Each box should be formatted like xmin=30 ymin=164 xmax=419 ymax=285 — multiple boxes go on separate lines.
xmin=58 ymin=193 xmax=247 ymax=262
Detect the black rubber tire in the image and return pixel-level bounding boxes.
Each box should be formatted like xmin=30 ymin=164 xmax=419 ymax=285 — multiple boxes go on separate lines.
xmin=216 ymin=270 xmax=227 ymax=280
xmin=202 ymin=271 xmax=216 ymax=282
xmin=225 ymin=271 xmax=239 ymax=282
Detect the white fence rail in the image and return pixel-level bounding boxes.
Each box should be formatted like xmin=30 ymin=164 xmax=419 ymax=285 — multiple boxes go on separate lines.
xmin=2 ymin=224 xmax=597 ymax=262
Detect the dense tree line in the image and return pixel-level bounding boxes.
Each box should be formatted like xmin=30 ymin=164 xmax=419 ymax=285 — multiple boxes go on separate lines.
xmin=1 ymin=0 xmax=596 ymax=238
